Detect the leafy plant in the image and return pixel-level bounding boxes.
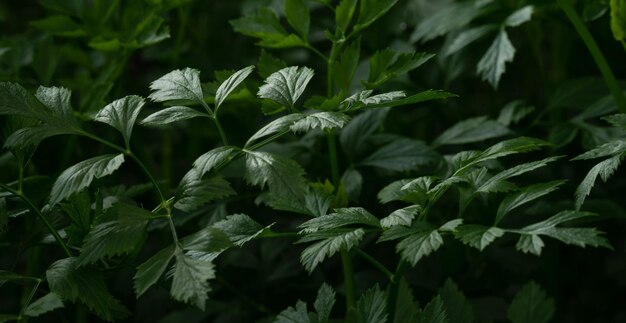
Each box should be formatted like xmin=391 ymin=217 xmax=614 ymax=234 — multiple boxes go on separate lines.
xmin=0 ymin=0 xmax=624 ymax=322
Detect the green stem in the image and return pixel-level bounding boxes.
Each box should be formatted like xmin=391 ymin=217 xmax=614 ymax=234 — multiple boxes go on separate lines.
xmin=326 ymin=131 xmax=340 ymax=187
xmin=340 ymin=249 xmax=356 ymax=310
xmin=213 ymin=117 xmax=229 ymax=146
xmin=557 ymin=0 xmax=626 ymax=113
xmin=246 ymin=130 xmax=291 ymax=151
xmin=387 ymin=260 xmax=408 ymax=323
xmin=19 ymin=279 xmax=41 ymax=320
xmin=305 ymin=44 xmax=329 ymax=62
xmin=0 ymin=183 xmax=72 ymax=257
xmin=17 ymin=163 xmax=24 ymax=193
xmin=261 ymin=231 xmax=300 ymax=238
xmin=354 ymin=248 xmax=393 ymax=280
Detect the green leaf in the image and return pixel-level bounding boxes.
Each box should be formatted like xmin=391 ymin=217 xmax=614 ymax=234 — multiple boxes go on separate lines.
xmin=603 ymin=113 xmax=626 ymax=129
xmin=298 ymin=228 xmax=364 ymax=272
xmin=574 ymin=155 xmax=623 ymax=210
xmin=30 ymin=15 xmax=86 ymax=37
xmin=244 ymin=150 xmax=307 ymax=199
xmin=50 ymin=154 xmax=125 ymax=206
xmin=213 ymin=213 xmax=271 ymax=246
xmin=230 ymin=8 xmax=287 ymax=41
xmin=611 ymin=0 xmax=626 ymax=41
xmin=290 ymin=112 xmax=351 ymax=133
xmin=454 ymin=225 xmax=505 ymax=251
xmin=495 ymin=180 xmax=566 ymax=225
xmin=314 ymin=283 xmax=336 ymax=322
xmin=215 ymin=65 xmax=255 ymax=110
xmin=411 ymin=2 xmax=483 ymax=43
xmin=497 ymin=101 xmax=535 ymax=126
xmin=77 ymin=203 xmax=151 ymax=266
xmin=140 ymin=106 xmax=209 ymax=127
xmin=393 ymin=279 xmax=420 ymax=323
xmin=476 ymin=156 xmax=562 ymax=194
xmin=445 ymin=25 xmax=497 ymax=57
xmin=433 ymin=116 xmax=510 ymax=146
xmin=336 ymin=0 xmax=358 ymax=33
xmin=417 ymin=295 xmax=449 ymax=323
xmin=175 ymin=172 xmax=236 ymax=212
xmin=24 ymin=293 xmax=64 ymax=317
xmin=477 ymin=29 xmax=515 ymax=89
xmin=171 ymin=249 xmax=215 ymax=311
xmin=438 ymin=279 xmax=473 ymax=323
xmin=361 ymin=137 xmax=438 ymax=171
xmin=380 ymin=205 xmax=420 ymax=228
xmin=397 ymin=229 xmax=443 ymax=266
xmin=460 ymin=137 xmax=551 ymax=172
xmin=365 ymin=49 xmax=435 ymax=88
xmin=355 ymin=0 xmax=400 ymax=31
xmin=299 ymin=207 xmax=380 ymax=233
xmin=276 ymin=300 xmax=311 ymax=323
xmin=377 ymin=178 xmax=430 ymax=205
xmin=505 ymin=6 xmax=534 ymax=27
xmin=572 ymin=140 xmax=626 ymax=160
xmin=257 ymin=66 xmax=314 ymax=110
xmin=258 ymin=50 xmax=288 ymax=79
xmin=349 ymin=284 xmax=387 ymax=323
xmin=134 ymin=245 xmax=176 ymax=297
xmin=285 ymin=0 xmax=310 ymax=40
xmin=192 ymin=146 xmax=238 ymax=178
xmin=333 ymin=39 xmax=361 ymax=93
xmin=46 ymin=258 xmax=130 ymax=321
xmin=340 ymin=90 xmax=456 ymax=112
xmin=507 ymin=282 xmax=554 ymax=323
xmin=148 ymin=68 xmax=205 ymax=106
xmin=515 ymin=210 xmax=611 ymax=255
xmin=94 ymin=95 xmax=145 ymax=146
xmin=181 ymin=227 xmax=233 ymax=253
xmin=246 ymin=113 xmax=305 ymax=146
xmin=340 ymin=108 xmax=389 ymax=160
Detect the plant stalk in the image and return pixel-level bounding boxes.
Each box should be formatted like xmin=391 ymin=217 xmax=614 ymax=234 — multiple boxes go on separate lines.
xmin=557 ymin=0 xmax=626 ymax=113
xmin=387 ymin=260 xmax=408 ymax=323
xmin=354 ymin=247 xmax=394 ymax=280
xmin=340 ymin=249 xmax=356 ymax=310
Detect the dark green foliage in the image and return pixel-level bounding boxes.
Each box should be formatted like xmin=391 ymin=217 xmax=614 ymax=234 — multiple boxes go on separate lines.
xmin=0 ymin=0 xmax=623 ymax=322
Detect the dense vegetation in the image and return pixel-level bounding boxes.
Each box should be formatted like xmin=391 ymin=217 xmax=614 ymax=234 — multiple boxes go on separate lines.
xmin=1 ymin=0 xmax=625 ymax=322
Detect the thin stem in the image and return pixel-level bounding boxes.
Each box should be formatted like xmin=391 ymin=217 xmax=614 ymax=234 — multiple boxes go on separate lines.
xmin=127 ymin=152 xmax=165 ymax=203
xmin=387 ymin=260 xmax=408 ymax=323
xmin=261 ymin=231 xmax=300 ymax=238
xmin=212 ymin=117 xmax=229 ymax=146
xmin=17 ymin=163 xmax=24 ymax=193
xmin=340 ymin=249 xmax=356 ymax=310
xmin=354 ymin=248 xmax=393 ymax=281
xmin=246 ymin=130 xmax=291 ymax=151
xmin=305 ymin=44 xmax=329 ymax=62
xmin=165 ymin=207 xmax=179 ymax=245
xmin=557 ymin=0 xmax=626 ymax=113
xmin=326 ymin=131 xmax=340 ymax=187
xmin=0 ymin=183 xmax=72 ymax=257
xmin=19 ymin=279 xmax=41 ymax=319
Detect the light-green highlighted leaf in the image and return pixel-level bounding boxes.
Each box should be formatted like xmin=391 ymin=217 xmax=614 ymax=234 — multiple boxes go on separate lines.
xmin=192 ymin=146 xmax=239 ymax=178
xmin=574 ymin=155 xmax=623 ymax=210
xmin=380 ymin=205 xmax=420 ymax=228
xmin=148 ymin=68 xmax=205 ymax=105
xmin=24 ymin=293 xmax=64 ymax=317
xmin=507 ymin=282 xmax=554 ymax=323
xmin=171 ymin=249 xmax=215 ymax=311
xmin=298 ymin=228 xmax=364 ymax=272
xmin=314 ymin=283 xmax=336 ymax=322
xmin=477 ymin=29 xmax=515 ymax=89
xmin=215 ymin=65 xmax=255 ymax=110
xmin=244 ymin=150 xmax=307 ymax=199
xmin=46 ymin=258 xmax=130 ymax=321
xmin=611 ymin=0 xmax=626 ymax=41
xmin=495 ymin=180 xmax=565 ymax=225
xmin=454 ymin=225 xmax=505 ymax=250
xmin=505 ymin=6 xmax=534 ymax=27
xmin=50 ymin=154 xmax=125 ymax=206
xmin=213 ymin=213 xmax=272 ymax=246
xmin=257 ymin=66 xmax=314 ymax=110
xmin=175 ymin=172 xmax=236 ymax=212
xmin=299 ymin=207 xmax=380 ymax=233
xmin=289 ymin=112 xmax=350 ymax=133
xmin=94 ymin=95 xmax=145 ymax=145
xmin=276 ymin=300 xmax=310 ymax=323
xmin=397 ymin=229 xmax=444 ymax=266
xmin=134 ymin=245 xmax=175 ymax=297
xmin=140 ymin=106 xmax=209 ymax=127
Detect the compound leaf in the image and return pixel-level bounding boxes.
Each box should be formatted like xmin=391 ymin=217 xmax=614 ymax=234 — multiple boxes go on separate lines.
xmin=495 ymin=180 xmax=565 ymax=225
xmin=140 ymin=106 xmax=209 ymax=127
xmin=477 ymin=29 xmax=515 ymax=89
xmin=94 ymin=95 xmax=145 ymax=145
xmin=215 ymin=65 xmax=255 ymax=110
xmin=397 ymin=229 xmax=443 ymax=266
xmin=213 ymin=213 xmax=271 ymax=246
xmin=148 ymin=68 xmax=205 ymax=105
xmin=299 ymin=207 xmax=380 ymax=233
xmin=290 ymin=112 xmax=351 ymax=133
xmin=170 ymin=249 xmax=215 ymax=311
xmin=298 ymin=228 xmax=364 ymax=272
xmin=50 ymin=154 xmax=125 ymax=206
xmin=258 ymin=66 xmax=314 ymax=110
xmin=574 ymin=155 xmax=622 ymax=210
xmin=175 ymin=172 xmax=236 ymax=212
xmin=454 ymin=225 xmax=504 ymax=251
xmin=244 ymin=151 xmax=307 ymax=200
